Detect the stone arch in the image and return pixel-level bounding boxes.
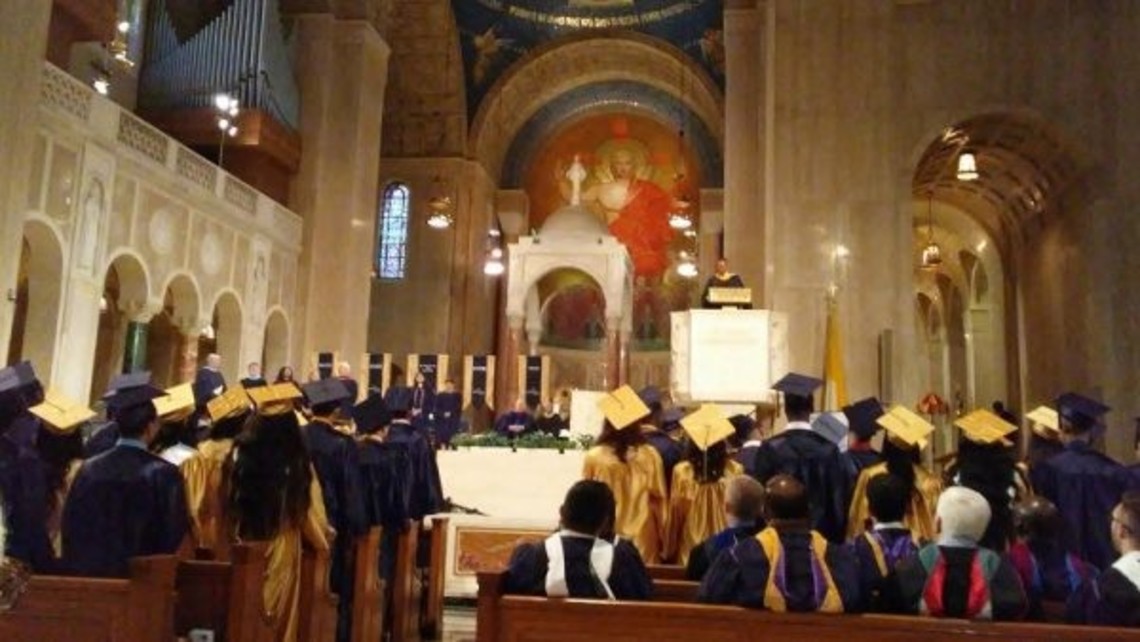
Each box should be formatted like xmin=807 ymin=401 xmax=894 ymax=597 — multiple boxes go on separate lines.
xmin=90 ymin=251 xmax=153 ymax=399
xmin=103 ymin=250 xmax=152 ymax=312
xmin=262 ymin=306 xmax=290 ymax=379
xmin=7 ymin=218 xmax=65 ymax=381
xmin=204 ymin=289 xmax=244 ymax=384
xmin=145 ymin=272 xmax=203 ymax=387
xmin=160 ymin=272 xmax=203 ymax=329
xmin=471 ymin=31 xmax=724 ymax=183
xmin=534 ymin=268 xmax=608 ymax=350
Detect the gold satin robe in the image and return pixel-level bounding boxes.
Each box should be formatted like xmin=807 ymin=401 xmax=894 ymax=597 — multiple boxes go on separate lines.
xmin=261 ymin=475 xmax=331 ymax=642
xmin=665 ymin=460 xmax=743 ymax=565
xmin=181 ymin=438 xmax=236 ymax=557
xmin=582 ymin=444 xmax=668 ymax=563
xmin=846 ymin=462 xmax=943 ymax=542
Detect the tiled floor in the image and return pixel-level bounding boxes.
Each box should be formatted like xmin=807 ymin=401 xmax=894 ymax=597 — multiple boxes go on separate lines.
xmin=440 ymin=607 xmax=477 ymax=642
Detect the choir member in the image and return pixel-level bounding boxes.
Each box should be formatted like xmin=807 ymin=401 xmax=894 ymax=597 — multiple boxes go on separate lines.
xmin=1030 ymin=392 xmax=1127 ymax=570
xmin=638 ymin=386 xmax=683 ymax=493
xmin=61 ymin=373 xmax=188 ymax=577
xmin=583 ymin=385 xmax=668 ymax=563
xmin=685 ymin=473 xmax=766 ymax=581
xmin=302 ymin=378 xmax=367 ymax=642
xmin=752 ymin=373 xmax=850 ymax=542
xmin=886 ymin=486 xmax=1028 ymax=620
xmin=848 ymin=473 xmax=920 ymax=613
xmin=840 ymin=398 xmax=884 ymax=496
xmin=701 ymin=258 xmax=748 ymax=309
xmin=232 ymin=385 xmax=332 ymax=642
xmin=504 ymin=480 xmax=653 ymax=600
xmin=28 ymin=389 xmax=94 ymax=561
xmin=182 ymin=386 xmax=251 ymax=555
xmin=151 ymin=383 xmax=198 ymax=466
xmin=494 ymin=399 xmax=534 ymax=438
xmin=847 ymin=405 xmax=942 ymax=542
xmin=1008 ymin=497 xmax=1096 ymax=620
xmin=944 ymin=409 xmax=1028 ymax=551
xmin=665 ymin=404 xmax=742 ymax=565
xmin=240 ymin=361 xmax=268 ymax=389
xmin=0 ymin=362 xmax=53 ymax=572
xmin=1066 ymin=490 xmax=1140 ymax=627
xmin=432 ymin=379 xmax=463 ymax=446
xmin=698 ymin=475 xmax=860 ymax=612
xmin=383 ymin=387 xmax=445 ymax=521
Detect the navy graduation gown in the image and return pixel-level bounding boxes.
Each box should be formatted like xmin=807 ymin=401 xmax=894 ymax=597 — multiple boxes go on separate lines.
xmin=1066 ymin=565 xmax=1140 ymax=627
xmin=752 ymin=428 xmax=851 ymax=542
xmin=61 ymin=444 xmax=188 ymax=578
xmin=83 ymin=421 xmax=120 ymax=459
xmin=686 ymin=523 xmax=763 ymax=581
xmin=0 ymin=414 xmax=53 ymax=571
xmin=643 ymin=429 xmax=683 ymax=493
xmin=432 ymin=393 xmax=463 ymax=445
xmin=1030 ymin=441 xmax=1127 ymax=569
xmin=735 ymin=443 xmax=761 ymax=477
xmin=848 ymin=527 xmax=918 ymax=612
xmin=386 ymin=421 xmax=444 ymax=520
xmin=697 ymin=528 xmax=860 ymax=611
xmin=504 ymin=535 xmax=653 ymax=600
xmin=841 ymin=447 xmax=881 ymax=501
xmin=192 ymin=368 xmax=226 ymax=408
xmin=358 ymin=438 xmax=413 ymax=582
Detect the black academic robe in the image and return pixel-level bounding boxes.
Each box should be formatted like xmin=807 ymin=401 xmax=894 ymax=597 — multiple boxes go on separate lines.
xmin=686 ymin=523 xmax=763 ymax=581
xmin=504 ymin=535 xmax=653 ymax=600
xmin=697 ymin=528 xmax=860 ymax=611
xmin=61 ymin=444 xmax=188 ymax=578
xmin=386 ymin=421 xmax=444 ymax=520
xmin=736 ymin=442 xmax=761 ymax=477
xmin=1030 ymin=440 xmax=1127 ymax=569
xmin=192 ymin=368 xmax=226 ymax=411
xmin=239 ymin=376 xmax=267 ymax=389
xmin=494 ymin=411 xmax=533 ymax=438
xmin=643 ymin=429 xmax=683 ymax=493
xmin=358 ymin=437 xmax=413 ymax=582
xmin=305 ymin=419 xmax=367 ymax=641
xmin=409 ymin=385 xmax=435 ymax=432
xmin=337 ymin=377 xmax=359 ymax=417
xmin=432 ymin=393 xmax=463 ymax=445
xmin=752 ymin=427 xmax=850 ymax=542
xmin=848 ymin=527 xmax=918 ymax=612
xmin=0 ymin=414 xmax=53 ymax=571
xmin=83 ymin=421 xmax=120 ymax=459
xmin=885 ymin=544 xmax=1028 ymax=620
xmin=701 ymin=274 xmax=747 ymax=309
xmin=1066 ymin=563 xmax=1140 ymax=628
xmin=533 ymin=413 xmax=568 ymax=437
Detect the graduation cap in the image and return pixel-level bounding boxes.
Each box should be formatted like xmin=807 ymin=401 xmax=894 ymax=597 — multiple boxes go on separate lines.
xmin=728 ymin=414 xmax=755 ymax=443
xmin=638 ymin=385 xmax=663 ymax=408
xmin=384 ymin=386 xmax=413 ymax=413
xmin=660 ymin=407 xmax=685 ymax=429
xmin=842 ymin=397 xmax=884 ymax=441
xmin=303 ymin=378 xmax=350 ymax=409
xmin=29 ymin=389 xmax=96 ymax=434
xmin=877 ymin=405 xmax=934 ymax=449
xmin=1026 ymin=405 xmax=1060 ymax=439
xmin=247 ymin=383 xmax=301 ymax=416
xmin=1056 ymin=392 xmax=1110 ymax=432
xmin=104 ymin=372 xmax=166 ymax=414
xmin=352 ymin=395 xmax=391 ymax=433
xmin=0 ymin=361 xmax=42 ymax=409
xmin=772 ymin=372 xmax=823 ymax=399
xmin=153 ymin=383 xmax=195 ymax=420
xmin=207 ymin=387 xmax=252 ymax=422
xmin=681 ymin=404 xmax=736 ymax=451
xmin=811 ymin=412 xmax=848 ymax=446
xmin=598 ymin=385 xmax=650 ymax=431
xmin=955 ymin=409 xmax=1018 ymax=447
xmin=102 ymin=372 xmax=152 ymax=400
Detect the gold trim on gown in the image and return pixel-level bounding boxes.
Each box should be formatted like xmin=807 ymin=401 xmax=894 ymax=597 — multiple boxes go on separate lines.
xmin=181 ymin=438 xmax=236 ymax=557
xmin=664 ymin=460 xmax=743 ymax=565
xmin=582 ymin=444 xmax=668 ymax=563
xmin=846 ymin=461 xmax=942 ymax=541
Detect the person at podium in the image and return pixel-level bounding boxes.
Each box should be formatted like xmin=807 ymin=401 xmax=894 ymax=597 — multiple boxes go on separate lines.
xmin=701 ymin=258 xmax=749 ymax=309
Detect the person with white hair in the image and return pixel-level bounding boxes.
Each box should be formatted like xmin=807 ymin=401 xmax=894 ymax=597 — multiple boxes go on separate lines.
xmin=886 ymin=486 xmax=1028 ymax=620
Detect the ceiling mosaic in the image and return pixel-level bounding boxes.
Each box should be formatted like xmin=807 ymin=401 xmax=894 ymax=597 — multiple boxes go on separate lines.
xmin=451 ymin=0 xmax=725 ymax=117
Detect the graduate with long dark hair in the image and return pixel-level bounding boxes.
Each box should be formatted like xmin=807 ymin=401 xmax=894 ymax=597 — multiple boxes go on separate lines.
xmin=182 ymin=387 xmax=251 ymax=556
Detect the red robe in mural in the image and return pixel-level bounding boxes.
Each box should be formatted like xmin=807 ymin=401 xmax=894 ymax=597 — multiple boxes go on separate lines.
xmin=608 ymin=179 xmax=675 ymax=277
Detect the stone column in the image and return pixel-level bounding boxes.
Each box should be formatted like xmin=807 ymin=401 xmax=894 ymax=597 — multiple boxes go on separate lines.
xmin=120 ymin=303 xmax=160 ymax=374
xmin=0 ymin=2 xmax=51 ymax=364
xmin=604 ymin=323 xmax=621 ymax=390
xmin=291 ymin=16 xmax=390 ymax=368
xmin=176 ymin=320 xmax=203 ymax=384
xmin=722 ymin=4 xmax=766 ymax=304
xmin=618 ymin=328 xmax=631 ymax=386
xmin=497 ymin=317 xmax=524 ymax=409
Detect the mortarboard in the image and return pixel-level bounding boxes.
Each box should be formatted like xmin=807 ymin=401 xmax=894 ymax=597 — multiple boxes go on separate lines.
xmin=772 ymin=372 xmax=823 ymax=399
xmin=303 ymin=378 xmax=350 ymax=408
xmin=104 ymin=372 xmax=166 ymax=414
xmin=29 ymin=389 xmax=96 ymax=434
xmin=598 ymin=385 xmax=650 ymax=431
xmin=352 ymin=395 xmax=391 ymax=432
xmin=811 ymin=412 xmax=848 ymax=446
xmin=0 ymin=361 xmax=42 ymax=409
xmin=248 ymin=383 xmax=302 ymax=416
xmin=877 ymin=405 xmax=934 ymax=449
xmin=728 ymin=414 xmax=755 ymax=443
xmin=153 ymin=383 xmax=195 ymax=420
xmin=1056 ymin=392 xmax=1110 ymax=431
xmin=1026 ymin=405 xmax=1060 ymax=439
xmin=384 ymin=386 xmax=413 ymax=413
xmin=102 ymin=372 xmax=152 ymax=400
xmin=661 ymin=407 xmax=685 ymax=429
xmin=681 ymin=404 xmax=736 ymax=451
xmin=638 ymin=386 xmax=663 ymax=408
xmin=955 ymin=409 xmax=1018 ymax=447
xmin=207 ymin=387 xmax=252 ymax=422
xmin=842 ymin=397 xmax=884 ymax=441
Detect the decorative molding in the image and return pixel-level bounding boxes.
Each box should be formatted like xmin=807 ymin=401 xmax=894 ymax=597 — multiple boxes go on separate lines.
xmin=223 ymin=176 xmax=258 ymax=213
xmin=117 ymin=112 xmax=170 ymax=165
xmin=175 ymin=147 xmax=218 ymax=193
xmin=41 ymin=64 xmax=92 ymax=122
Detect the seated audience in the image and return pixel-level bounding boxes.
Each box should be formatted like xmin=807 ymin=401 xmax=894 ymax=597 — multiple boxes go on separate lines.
xmin=240 ymin=361 xmax=268 ymax=389
xmin=886 ymin=486 xmax=1027 ymax=620
xmin=504 ymin=480 xmax=652 ymax=600
xmin=1008 ymin=497 xmax=1097 ymax=620
xmin=848 ymin=473 xmax=920 ymax=612
xmin=1066 ymin=490 xmax=1140 ymax=627
xmin=686 ymin=475 xmax=766 ymax=581
xmin=698 ymin=475 xmax=860 ymax=613
xmin=495 ymin=399 xmax=534 ymax=438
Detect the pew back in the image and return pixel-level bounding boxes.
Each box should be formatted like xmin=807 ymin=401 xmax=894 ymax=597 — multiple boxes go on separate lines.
xmin=352 ymin=527 xmax=384 ymax=642
xmin=176 ymin=541 xmax=276 ymax=642
xmin=299 ymin=546 xmax=338 ymax=642
xmin=421 ymin=515 xmax=450 ymax=639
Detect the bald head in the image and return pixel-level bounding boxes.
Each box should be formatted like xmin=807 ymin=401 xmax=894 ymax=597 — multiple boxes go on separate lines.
xmin=725 ymin=476 xmax=765 ymax=523
xmin=764 ymin=475 xmax=809 ymax=522
xmin=1013 ymin=496 xmax=1063 ymax=542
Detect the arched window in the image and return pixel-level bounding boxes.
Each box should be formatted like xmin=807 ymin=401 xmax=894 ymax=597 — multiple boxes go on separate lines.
xmin=376 ymin=183 xmax=410 ymax=280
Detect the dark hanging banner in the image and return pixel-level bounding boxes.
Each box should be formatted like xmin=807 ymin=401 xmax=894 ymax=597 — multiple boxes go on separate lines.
xmin=470 ymin=356 xmax=488 ymax=406
xmin=367 ymin=353 xmax=385 ymax=391
xmin=524 ymin=356 xmax=543 ymax=409
xmin=317 ymin=352 xmax=335 ymax=380
xmin=418 ymin=354 xmax=439 ymax=389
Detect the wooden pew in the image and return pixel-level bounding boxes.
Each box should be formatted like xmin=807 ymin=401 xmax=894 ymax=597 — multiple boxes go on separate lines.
xmin=388 ymin=519 xmax=420 ymax=642
xmin=175 ymin=541 xmax=276 ymax=642
xmin=646 ymin=564 xmax=687 ymax=582
xmin=298 ymin=546 xmax=339 ymax=642
xmin=420 ymin=515 xmax=450 ymax=639
xmin=352 ymin=527 xmax=384 ymax=642
xmin=652 ymin=579 xmax=700 ymax=603
xmin=475 ymin=570 xmax=1138 ymax=642
xmin=0 ymin=555 xmax=177 ymax=642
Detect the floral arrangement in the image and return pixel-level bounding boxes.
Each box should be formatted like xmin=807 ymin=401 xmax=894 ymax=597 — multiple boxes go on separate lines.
xmin=450 ymin=432 xmax=595 ymax=452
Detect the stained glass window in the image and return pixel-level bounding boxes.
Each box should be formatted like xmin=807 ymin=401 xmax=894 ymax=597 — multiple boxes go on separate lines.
xmin=376 ymin=183 xmax=410 ymax=280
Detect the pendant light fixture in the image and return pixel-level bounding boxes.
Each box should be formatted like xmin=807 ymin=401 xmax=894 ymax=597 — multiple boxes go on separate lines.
xmin=956 ymin=149 xmax=979 ymax=181
xmin=920 ymin=195 xmax=942 ymax=270
xmin=426 ymin=175 xmax=454 ymax=229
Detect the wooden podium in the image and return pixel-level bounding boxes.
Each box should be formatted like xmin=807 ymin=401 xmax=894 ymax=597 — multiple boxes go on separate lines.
xmin=670 ymin=309 xmax=789 ymax=403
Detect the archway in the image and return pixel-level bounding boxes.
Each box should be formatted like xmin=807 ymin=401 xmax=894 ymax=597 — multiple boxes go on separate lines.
xmin=90 ymin=252 xmax=151 ymax=401
xmin=5 ymin=220 xmax=64 ymax=382
xmin=146 ymin=274 xmax=201 ymax=388
xmin=200 ymin=291 xmax=242 ymax=384
xmin=262 ymin=308 xmax=290 ymax=381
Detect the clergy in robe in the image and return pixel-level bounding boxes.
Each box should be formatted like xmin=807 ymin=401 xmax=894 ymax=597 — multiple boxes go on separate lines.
xmin=302 ymin=378 xmax=367 ymax=642
xmin=432 ymin=380 xmax=463 ymax=446
xmin=582 ymin=386 xmax=669 ymax=563
xmin=1030 ymin=392 xmax=1127 ymax=570
xmin=700 ymin=258 xmax=749 ymax=309
xmin=665 ymin=405 xmax=742 ymax=565
xmin=353 ymin=394 xmax=412 ymax=582
xmin=637 ymin=387 xmax=683 ymax=493
xmin=182 ymin=387 xmax=252 ymax=556
xmin=0 ymin=362 xmax=54 ymax=572
xmin=698 ymin=475 xmax=860 ymax=612
xmin=848 ymin=473 xmax=920 ymax=613
xmin=505 ymin=480 xmax=653 ymax=600
xmin=1066 ymin=491 xmax=1140 ymax=627
xmin=847 ymin=405 xmax=942 ymax=542
xmin=1008 ymin=497 xmax=1096 ymax=620
xmin=383 ymin=387 xmax=444 ymax=520
xmin=193 ymin=353 xmax=227 ymax=410
xmin=752 ymin=373 xmax=849 ymax=542
xmin=61 ymin=376 xmax=189 ymax=577
xmin=494 ymin=399 xmax=534 ymax=439
xmin=233 ymin=387 xmax=332 ymax=642
xmin=686 ymin=473 xmax=766 ymax=581
xmin=840 ymin=398 xmax=884 ymax=501
xmin=885 ymin=487 xmax=1028 ymax=620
